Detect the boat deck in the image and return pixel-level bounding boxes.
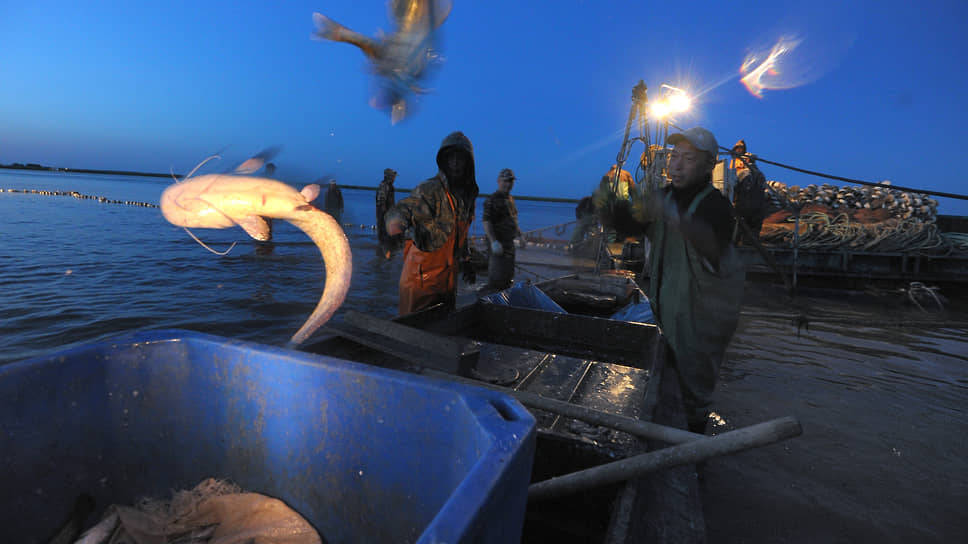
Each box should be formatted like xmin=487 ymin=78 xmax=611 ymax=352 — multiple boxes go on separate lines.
xmin=303 ymin=277 xmax=705 ymax=542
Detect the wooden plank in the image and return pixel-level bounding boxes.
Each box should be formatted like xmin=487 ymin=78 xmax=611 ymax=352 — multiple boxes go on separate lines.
xmin=323 ymin=322 xmax=472 ymax=376
xmin=344 ymin=310 xmax=480 ymax=374
xmin=476 ymin=303 xmax=659 ymax=368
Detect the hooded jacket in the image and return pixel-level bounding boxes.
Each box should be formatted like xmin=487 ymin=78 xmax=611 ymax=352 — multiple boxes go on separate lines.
xmin=386 ymin=131 xmax=479 ymax=252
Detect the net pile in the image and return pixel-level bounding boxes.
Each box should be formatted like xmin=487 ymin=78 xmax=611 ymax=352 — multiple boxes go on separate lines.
xmin=764 ymin=180 xmax=939 ymax=222
xmin=759 ymin=180 xmax=967 ymax=254
xmin=74 ymin=478 xmax=322 ymax=544
xmin=759 ymin=210 xmax=964 ymax=254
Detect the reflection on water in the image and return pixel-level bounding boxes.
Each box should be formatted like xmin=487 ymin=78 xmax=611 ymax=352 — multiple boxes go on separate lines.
xmin=705 ymin=283 xmax=968 ymax=542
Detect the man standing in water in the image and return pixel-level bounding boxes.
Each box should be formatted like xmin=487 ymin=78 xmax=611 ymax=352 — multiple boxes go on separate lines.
xmin=596 ymin=127 xmax=745 ymax=434
xmin=323 ymin=180 xmax=344 ymax=223
xmin=375 ymin=168 xmax=400 ymax=259
xmin=386 ymin=131 xmax=479 ymax=315
xmin=482 ymin=168 xmax=523 ymax=293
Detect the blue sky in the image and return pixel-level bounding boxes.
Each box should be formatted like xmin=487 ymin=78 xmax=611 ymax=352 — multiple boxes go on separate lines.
xmin=2 ymin=1 xmax=967 ymax=213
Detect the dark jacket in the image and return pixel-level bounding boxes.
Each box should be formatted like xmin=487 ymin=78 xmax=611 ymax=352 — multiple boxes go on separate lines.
xmin=376 ymin=174 xmax=396 ymax=243
xmin=386 ymin=131 xmax=479 ymax=253
xmin=483 ymin=190 xmax=520 ymax=245
xmin=323 ymin=183 xmax=344 ymax=220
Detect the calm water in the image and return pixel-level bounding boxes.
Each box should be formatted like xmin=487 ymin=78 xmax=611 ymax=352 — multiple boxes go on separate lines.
xmin=0 ymin=170 xmax=574 ymax=363
xmin=2 ymin=170 xmax=966 ymax=541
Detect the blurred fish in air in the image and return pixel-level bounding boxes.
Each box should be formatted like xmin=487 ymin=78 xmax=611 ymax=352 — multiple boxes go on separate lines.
xmin=312 ymin=0 xmax=452 ymax=124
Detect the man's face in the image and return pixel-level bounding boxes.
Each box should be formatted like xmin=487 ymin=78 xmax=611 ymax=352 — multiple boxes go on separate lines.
xmin=668 ymin=140 xmax=713 ymax=191
xmin=443 ymin=150 xmax=469 ymax=181
xmin=732 ymin=147 xmax=748 ymax=170
xmin=498 ymin=178 xmax=513 ymax=193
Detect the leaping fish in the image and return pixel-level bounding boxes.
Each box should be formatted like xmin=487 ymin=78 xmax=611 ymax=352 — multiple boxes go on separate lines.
xmin=160 ymin=162 xmax=352 ymax=346
xmin=312 ymin=0 xmax=452 ymax=124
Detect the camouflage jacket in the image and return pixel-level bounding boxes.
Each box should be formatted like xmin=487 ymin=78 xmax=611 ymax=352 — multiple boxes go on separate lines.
xmin=483 ymin=191 xmax=520 ymax=244
xmin=385 ymin=173 xmax=476 ymax=253
xmin=376 ymin=178 xmax=395 ymax=218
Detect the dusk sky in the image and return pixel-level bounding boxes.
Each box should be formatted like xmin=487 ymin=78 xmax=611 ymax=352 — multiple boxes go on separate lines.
xmin=2 ymin=1 xmax=966 ymax=213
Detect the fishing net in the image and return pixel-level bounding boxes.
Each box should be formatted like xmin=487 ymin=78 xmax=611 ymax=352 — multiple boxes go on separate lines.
xmin=759 ymin=181 xmax=967 ymax=254
xmin=468 ymin=219 xmax=606 ymax=261
xmin=75 ymin=478 xmax=322 ymax=544
xmin=760 ymin=211 xmax=962 ymax=254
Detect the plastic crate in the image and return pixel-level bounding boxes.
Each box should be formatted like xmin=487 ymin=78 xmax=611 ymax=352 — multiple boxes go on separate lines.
xmin=0 ymin=330 xmax=536 ymax=543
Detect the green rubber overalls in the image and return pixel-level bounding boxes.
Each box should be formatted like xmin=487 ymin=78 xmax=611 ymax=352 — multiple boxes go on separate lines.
xmin=648 ymin=185 xmax=746 ymax=412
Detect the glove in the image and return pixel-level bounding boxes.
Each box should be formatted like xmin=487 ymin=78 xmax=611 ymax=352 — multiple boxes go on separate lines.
xmin=490 ymin=240 xmax=503 ymax=254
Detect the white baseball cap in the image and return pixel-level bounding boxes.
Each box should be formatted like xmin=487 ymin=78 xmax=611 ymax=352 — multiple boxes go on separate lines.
xmin=667 ymin=127 xmax=719 ymax=155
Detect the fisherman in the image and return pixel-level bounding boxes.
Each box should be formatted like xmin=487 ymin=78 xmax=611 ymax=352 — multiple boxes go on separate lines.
xmin=386 ymin=131 xmax=479 ymax=315
xmin=376 ymin=168 xmax=401 ymax=258
xmin=482 ymin=168 xmax=523 ymax=293
xmin=323 ymin=180 xmax=344 ymax=223
xmin=595 ymin=127 xmax=745 ymax=434
xmin=598 ymin=164 xmax=636 ymax=243
xmin=571 ymin=195 xmax=598 ymax=244
xmin=730 ymin=139 xmax=768 ymax=242
xmin=599 ymin=163 xmax=636 ymax=200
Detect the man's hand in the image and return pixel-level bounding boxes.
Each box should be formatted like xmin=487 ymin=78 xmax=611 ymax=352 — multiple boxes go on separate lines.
xmin=490 ymin=240 xmax=503 ymax=254
xmin=662 ymin=195 xmax=681 ymax=230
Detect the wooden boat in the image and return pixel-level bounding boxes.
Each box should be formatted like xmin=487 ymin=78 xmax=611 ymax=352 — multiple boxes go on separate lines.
xmin=303 ymin=272 xmax=706 ymax=542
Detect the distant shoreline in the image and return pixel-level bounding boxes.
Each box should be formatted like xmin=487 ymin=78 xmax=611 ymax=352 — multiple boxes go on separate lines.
xmin=0 ymin=164 xmax=582 ymax=204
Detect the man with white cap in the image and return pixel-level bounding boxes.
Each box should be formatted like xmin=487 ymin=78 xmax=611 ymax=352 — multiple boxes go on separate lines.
xmin=482 ymin=168 xmax=523 ymax=292
xmin=595 ymin=126 xmax=745 ymax=434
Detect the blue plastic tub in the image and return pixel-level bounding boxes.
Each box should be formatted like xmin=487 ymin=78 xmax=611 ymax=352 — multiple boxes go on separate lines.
xmin=0 ymin=330 xmax=536 ymax=543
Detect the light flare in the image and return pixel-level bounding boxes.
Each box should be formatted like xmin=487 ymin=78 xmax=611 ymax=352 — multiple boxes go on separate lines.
xmin=649 ymin=84 xmax=692 ymax=119
xmin=740 ymin=36 xmax=801 ymax=98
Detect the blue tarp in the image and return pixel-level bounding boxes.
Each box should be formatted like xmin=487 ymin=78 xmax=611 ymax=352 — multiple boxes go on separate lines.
xmin=480 ymin=282 xmax=567 ymax=313
xmin=609 ymin=299 xmax=655 ymax=324
xmin=481 ymin=281 xmax=655 ymax=324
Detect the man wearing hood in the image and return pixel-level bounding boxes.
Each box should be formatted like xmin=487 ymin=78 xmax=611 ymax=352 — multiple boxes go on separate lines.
xmin=594 ymin=127 xmax=745 ymax=434
xmin=386 ymin=131 xmax=480 ymax=315
xmin=376 ymin=168 xmax=401 ymax=258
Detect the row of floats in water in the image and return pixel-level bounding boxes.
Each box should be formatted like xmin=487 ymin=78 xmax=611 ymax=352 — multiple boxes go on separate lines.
xmin=0 ymin=188 xmax=158 ymax=208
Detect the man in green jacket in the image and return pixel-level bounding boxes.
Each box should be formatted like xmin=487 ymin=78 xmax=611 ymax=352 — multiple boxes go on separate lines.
xmin=596 ymin=127 xmax=745 ymax=434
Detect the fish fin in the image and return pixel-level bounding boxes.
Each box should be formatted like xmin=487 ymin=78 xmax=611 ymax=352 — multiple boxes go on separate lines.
xmin=391 ymin=99 xmax=408 ymax=124
xmin=434 ymin=0 xmax=453 ymax=28
xmin=237 ymin=216 xmax=273 ymax=241
xmin=234 ymin=157 xmax=265 ymax=175
xmin=232 ymin=146 xmax=282 ymax=175
xmin=312 ymin=12 xmax=381 ymax=58
xmin=301 ymin=184 xmax=321 ymax=203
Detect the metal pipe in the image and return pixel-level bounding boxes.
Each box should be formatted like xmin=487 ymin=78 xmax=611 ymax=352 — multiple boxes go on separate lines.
xmin=529 ymin=416 xmax=803 ymax=501
xmin=421 ymin=369 xmax=703 ymax=445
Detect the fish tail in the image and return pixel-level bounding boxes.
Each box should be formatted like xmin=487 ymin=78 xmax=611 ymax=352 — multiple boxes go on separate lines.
xmin=312 ymin=12 xmax=382 ymax=59
xmin=288 ymin=210 xmax=353 ymax=345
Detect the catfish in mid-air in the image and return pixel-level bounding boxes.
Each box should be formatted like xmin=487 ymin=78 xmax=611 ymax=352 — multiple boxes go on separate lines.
xmin=312 ymin=0 xmax=452 ymax=124
xmin=160 ymin=154 xmax=352 ymax=346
